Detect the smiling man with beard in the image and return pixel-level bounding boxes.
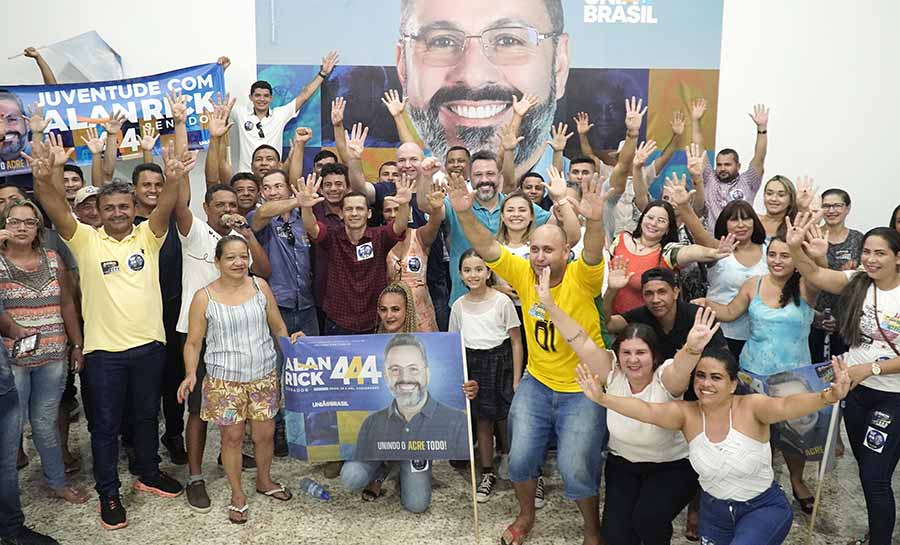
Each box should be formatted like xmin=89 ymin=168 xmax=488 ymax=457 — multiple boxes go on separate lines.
xmin=397 ymin=0 xmax=568 ymax=180
xmin=0 ymin=91 xmax=30 ymax=165
xmin=354 ymin=334 xmax=469 ymax=462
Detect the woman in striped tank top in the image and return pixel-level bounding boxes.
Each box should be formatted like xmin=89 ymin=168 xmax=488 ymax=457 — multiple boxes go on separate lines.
xmin=178 ymin=236 xmax=304 ymax=524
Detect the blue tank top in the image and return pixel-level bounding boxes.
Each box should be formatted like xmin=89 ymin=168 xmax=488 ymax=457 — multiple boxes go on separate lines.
xmin=739 ymin=277 xmax=813 ymax=375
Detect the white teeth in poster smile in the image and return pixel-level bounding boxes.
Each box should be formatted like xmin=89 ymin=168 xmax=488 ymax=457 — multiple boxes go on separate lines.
xmin=449 ymin=104 xmax=506 ymax=119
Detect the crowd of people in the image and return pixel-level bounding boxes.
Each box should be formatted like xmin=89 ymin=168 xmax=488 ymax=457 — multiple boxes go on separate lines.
xmin=0 ymin=44 xmax=898 ymax=545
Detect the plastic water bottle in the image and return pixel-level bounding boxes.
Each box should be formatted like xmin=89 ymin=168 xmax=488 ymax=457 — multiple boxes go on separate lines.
xmin=299 ymin=477 xmax=330 ymax=500
xmin=822 ymin=308 xmax=833 ymax=359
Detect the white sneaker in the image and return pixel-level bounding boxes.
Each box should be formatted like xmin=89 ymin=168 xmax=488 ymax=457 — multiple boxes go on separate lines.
xmin=476 ymin=472 xmax=497 ymax=503
xmin=498 ymin=454 xmax=510 ymax=480
xmin=534 ymin=476 xmax=546 ymax=509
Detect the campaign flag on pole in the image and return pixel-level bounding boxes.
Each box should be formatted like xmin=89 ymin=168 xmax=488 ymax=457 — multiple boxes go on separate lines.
xmin=281 ymin=332 xmax=469 ymax=462
xmin=739 ymin=361 xmax=839 ymax=463
xmin=39 ymin=31 xmax=124 ymax=83
xmin=0 ymin=63 xmax=225 ymax=176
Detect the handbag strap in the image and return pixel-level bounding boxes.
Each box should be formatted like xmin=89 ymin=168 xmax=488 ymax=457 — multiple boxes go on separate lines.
xmin=873 ymin=287 xmax=900 ymax=357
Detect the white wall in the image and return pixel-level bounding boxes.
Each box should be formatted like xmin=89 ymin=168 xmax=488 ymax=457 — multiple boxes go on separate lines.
xmin=716 ymin=0 xmax=900 ymax=231
xmin=4 ymin=0 xmax=898 ymax=229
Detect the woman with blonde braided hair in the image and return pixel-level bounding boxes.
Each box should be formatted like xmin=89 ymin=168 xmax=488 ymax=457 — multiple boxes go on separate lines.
xmin=375 ymin=282 xmax=418 ymax=334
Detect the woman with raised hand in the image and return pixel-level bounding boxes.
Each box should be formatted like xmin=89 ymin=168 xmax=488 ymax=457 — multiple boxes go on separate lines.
xmin=575 ymin=345 xmax=851 ymax=545
xmin=537 ymin=267 xmax=719 ymax=545
xmin=786 ymin=212 xmax=900 ymax=545
xmin=178 ymin=235 xmax=303 ymax=524
xmin=757 ymin=175 xmax=815 ymax=239
xmin=666 ymin=173 xmax=769 ymax=359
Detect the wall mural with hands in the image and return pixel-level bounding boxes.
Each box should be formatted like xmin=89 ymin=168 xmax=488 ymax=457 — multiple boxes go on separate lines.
xmin=256 ymin=0 xmax=723 ymax=197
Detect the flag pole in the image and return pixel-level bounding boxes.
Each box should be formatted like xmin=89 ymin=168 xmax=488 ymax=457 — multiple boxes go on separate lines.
xmin=806 ymin=399 xmax=841 ymax=545
xmin=460 ymin=333 xmax=480 ymax=543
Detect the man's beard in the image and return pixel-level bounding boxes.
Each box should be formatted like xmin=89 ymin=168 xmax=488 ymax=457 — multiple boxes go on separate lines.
xmin=0 ymin=130 xmax=27 ymax=161
xmin=716 ymin=171 xmax=738 ymax=184
xmin=391 ymin=382 xmax=426 ymax=409
xmin=407 ymin=82 xmax=557 ymax=168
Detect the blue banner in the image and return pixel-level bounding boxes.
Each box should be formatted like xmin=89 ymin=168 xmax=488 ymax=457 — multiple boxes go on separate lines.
xmin=0 ymin=63 xmax=226 ymax=176
xmin=739 ymin=361 xmax=841 ymax=462
xmin=282 ymin=332 xmax=469 ymax=462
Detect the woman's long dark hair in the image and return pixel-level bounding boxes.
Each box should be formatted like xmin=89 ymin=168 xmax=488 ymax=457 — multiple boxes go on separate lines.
xmin=768 ymin=236 xmax=801 ymax=307
xmin=714 ymin=200 xmax=767 ymax=245
xmin=613 ymin=323 xmax=663 ymax=370
xmin=890 ymin=204 xmax=900 ymax=232
xmin=838 ymin=227 xmax=900 ymax=347
xmin=632 ymin=200 xmax=679 ymax=248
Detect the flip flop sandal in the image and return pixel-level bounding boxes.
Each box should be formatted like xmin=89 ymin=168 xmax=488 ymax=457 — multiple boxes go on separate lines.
xmin=256 ymin=483 xmax=293 ymax=501
xmin=361 ymin=479 xmax=385 ymax=502
xmin=500 ymin=524 xmax=529 ymax=545
xmin=227 ymin=503 xmax=248 ymax=524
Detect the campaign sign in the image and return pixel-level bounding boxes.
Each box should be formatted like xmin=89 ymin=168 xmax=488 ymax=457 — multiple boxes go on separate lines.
xmin=739 ymin=361 xmax=840 ymax=462
xmin=282 ymin=332 xmax=469 ymax=462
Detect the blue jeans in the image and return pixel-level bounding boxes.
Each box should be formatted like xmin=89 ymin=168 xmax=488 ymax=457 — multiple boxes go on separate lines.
xmin=84 ymin=342 xmax=165 ymax=497
xmin=11 ymin=361 xmax=67 ymax=490
xmin=340 ymin=459 xmax=432 ymax=513
xmin=0 ymin=387 xmax=24 ymax=538
xmin=274 ymin=306 xmax=318 ymax=431
xmin=699 ymin=481 xmax=793 ymax=545
xmin=507 ymin=373 xmax=607 ymax=500
xmin=844 ymin=385 xmax=900 ymax=545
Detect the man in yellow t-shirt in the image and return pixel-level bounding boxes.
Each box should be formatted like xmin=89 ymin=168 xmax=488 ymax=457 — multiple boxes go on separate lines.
xmin=447 ymin=171 xmax=611 ymax=545
xmin=30 ymin=134 xmax=187 ymax=531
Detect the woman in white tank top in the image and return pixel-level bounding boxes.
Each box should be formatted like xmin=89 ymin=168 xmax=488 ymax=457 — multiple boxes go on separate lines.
xmin=574 ymin=343 xmax=851 ymax=545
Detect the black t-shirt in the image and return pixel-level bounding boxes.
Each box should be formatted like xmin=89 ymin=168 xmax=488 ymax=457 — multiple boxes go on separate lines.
xmin=621 ymin=300 xmax=728 ymax=361
xmin=133 ymin=215 xmax=182 ymax=302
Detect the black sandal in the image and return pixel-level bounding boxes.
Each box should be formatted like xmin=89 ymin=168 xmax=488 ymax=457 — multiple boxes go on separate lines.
xmin=361 ymin=479 xmax=384 ymax=502
xmin=792 ymin=489 xmax=815 ymax=514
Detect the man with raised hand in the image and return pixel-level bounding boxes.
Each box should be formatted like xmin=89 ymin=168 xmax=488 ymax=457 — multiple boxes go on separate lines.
xmin=29 ymin=129 xmax=189 ymax=531
xmin=231 ymin=52 xmax=339 ymax=172
xmin=445 ymin=169 xmax=611 ymax=545
xmin=691 ymin=98 xmax=769 ymax=230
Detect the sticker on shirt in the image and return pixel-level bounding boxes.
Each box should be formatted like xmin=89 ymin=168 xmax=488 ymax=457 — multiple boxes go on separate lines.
xmin=865 ymin=426 xmax=887 ymax=453
xmin=127 ymin=253 xmax=145 ymax=272
xmin=356 ymin=242 xmax=374 ymax=261
xmin=528 ymin=302 xmax=547 ymax=321
xmin=100 ymin=260 xmax=120 ymax=275
xmin=243 ymin=120 xmax=254 ymax=131
xmin=407 ymin=256 xmax=422 ymax=273
xmin=871 ymin=410 xmax=894 ymax=430
xmin=409 ymin=459 xmax=430 ymax=473
xmin=728 ymin=188 xmax=745 ymax=201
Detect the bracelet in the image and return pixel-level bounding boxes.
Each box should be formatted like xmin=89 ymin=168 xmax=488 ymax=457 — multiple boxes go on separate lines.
xmin=819 ymin=386 xmax=833 ymax=405
xmin=318 ymin=70 xmax=329 ymax=79
xmin=683 ymin=346 xmax=702 ymax=356
xmin=71 ymin=344 xmax=82 ymax=350
xmin=757 ymin=129 xmax=767 ymax=134
xmin=626 ymin=131 xmax=639 ymax=138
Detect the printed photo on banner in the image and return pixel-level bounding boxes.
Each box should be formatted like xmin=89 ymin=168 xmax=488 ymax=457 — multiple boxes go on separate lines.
xmin=281 ymin=332 xmax=469 ymax=462
xmin=0 ymin=63 xmax=226 ymax=176
xmin=255 ymin=0 xmax=723 ymax=194
xmin=739 ymin=361 xmax=840 ymax=462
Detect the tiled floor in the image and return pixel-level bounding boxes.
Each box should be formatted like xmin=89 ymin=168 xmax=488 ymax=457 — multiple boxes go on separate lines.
xmin=17 ymin=416 xmax=876 ymax=545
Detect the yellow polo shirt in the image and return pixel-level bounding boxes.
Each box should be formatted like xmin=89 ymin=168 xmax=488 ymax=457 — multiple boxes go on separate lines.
xmin=487 ymin=247 xmax=605 ymax=392
xmin=63 ymin=221 xmax=166 ymax=353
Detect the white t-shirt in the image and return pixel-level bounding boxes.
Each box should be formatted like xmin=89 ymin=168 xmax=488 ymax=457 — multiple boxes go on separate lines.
xmin=176 ymin=215 xmax=248 ymax=333
xmin=449 ymin=289 xmax=521 ymax=350
xmin=606 ymin=358 xmax=690 ymax=463
xmin=598 ymin=161 xmax=657 ymax=237
xmin=841 ymin=270 xmax=900 ymax=392
xmin=231 ymin=102 xmax=298 ymax=172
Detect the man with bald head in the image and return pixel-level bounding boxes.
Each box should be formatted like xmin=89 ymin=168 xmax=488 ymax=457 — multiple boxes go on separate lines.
xmin=447 ymin=172 xmax=609 ymax=545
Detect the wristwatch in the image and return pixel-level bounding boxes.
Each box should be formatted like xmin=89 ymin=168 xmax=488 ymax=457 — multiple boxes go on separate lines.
xmin=871 ymin=362 xmax=883 ymax=376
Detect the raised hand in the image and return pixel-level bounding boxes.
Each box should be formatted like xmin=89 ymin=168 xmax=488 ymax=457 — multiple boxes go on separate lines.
xmin=686 ymin=143 xmax=705 ymax=179
xmin=139 ymin=129 xmax=160 ymax=152
xmin=381 ymin=90 xmax=405 ymax=117
xmin=292 ymin=127 xmax=313 ymax=147
xmin=499 ymin=122 xmax=523 ymax=152
xmin=216 ymin=56 xmax=231 ymax=71
xmin=101 ymin=110 xmax=128 ymax=136
xmin=344 ymin=122 xmax=368 ymax=161
xmin=321 ymin=51 xmax=340 ymax=76
xmin=684 ymin=306 xmax=721 ymax=354
xmin=447 ymin=171 xmax=474 ymax=212
xmin=162 ymin=142 xmax=186 ymax=181
xmin=165 ymin=89 xmax=188 ymax=124
xmin=536 ymin=266 xmax=555 ymax=308
xmin=421 ymin=157 xmax=443 ymax=178
xmin=784 ymin=210 xmax=820 ymax=249
xmin=574 ymin=172 xmax=611 ymax=222
xmin=23 ymin=47 xmax=41 ymax=59
xmin=749 ymin=103 xmax=769 ymax=129
xmin=394 ymin=173 xmax=414 ymax=205
xmin=80 ymin=126 xmax=105 ymax=155
xmin=26 ymin=102 xmax=49 ymax=136
xmin=208 ymin=94 xmax=235 ymax=138
xmin=715 ymin=232 xmax=739 ymax=258
xmin=803 ymin=221 xmax=829 ymax=259
xmin=663 ymin=172 xmax=695 ymax=209
xmin=827 ymin=355 xmax=851 ymax=401
xmin=548 ymin=122 xmax=573 ymax=152
xmin=690 ymin=98 xmax=707 ymax=121
xmin=670 ymin=110 xmax=686 ymax=136
xmin=573 ymin=111 xmax=594 ymax=135
xmin=575 ymin=363 xmax=607 ymax=405
xmin=44 ymin=131 xmax=73 ymax=166
xmin=425 ymin=182 xmax=446 ymax=211
xmin=331 ymin=96 xmax=346 ymax=126
xmin=607 ymin=255 xmax=634 ymax=290
xmin=296 ymin=172 xmax=324 ymax=208
xmin=512 ymin=93 xmax=538 ymax=117
xmin=634 ymin=140 xmax=657 ymax=166
xmin=544 ymin=166 xmax=568 ymax=202
xmin=624 ymin=96 xmax=647 ymax=134
xmin=795 ymin=175 xmax=817 ymax=211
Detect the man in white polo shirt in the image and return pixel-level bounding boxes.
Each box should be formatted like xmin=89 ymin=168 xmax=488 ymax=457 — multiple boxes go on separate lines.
xmin=232 ymin=51 xmax=339 ymax=172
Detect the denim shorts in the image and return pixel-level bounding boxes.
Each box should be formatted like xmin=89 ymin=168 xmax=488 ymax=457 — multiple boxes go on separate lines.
xmin=507 ymin=373 xmax=607 ymax=500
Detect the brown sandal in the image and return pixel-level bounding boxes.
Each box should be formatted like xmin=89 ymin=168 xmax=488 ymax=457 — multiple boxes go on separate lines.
xmin=227 ymin=503 xmax=248 ymax=524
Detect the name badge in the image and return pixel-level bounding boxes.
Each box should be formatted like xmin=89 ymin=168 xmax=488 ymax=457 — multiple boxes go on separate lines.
xmin=528 ymin=302 xmax=547 ymax=321
xmin=101 ymin=260 xmax=120 ymax=275
xmin=356 ymin=242 xmax=374 ymax=261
